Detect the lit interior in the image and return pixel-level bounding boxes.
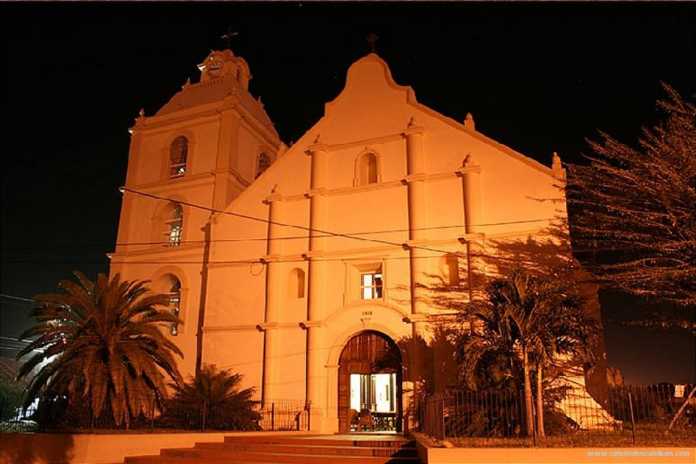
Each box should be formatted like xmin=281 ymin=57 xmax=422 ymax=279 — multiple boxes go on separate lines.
xmin=350 ymin=373 xmax=396 ymax=413
xmin=361 ymin=272 xmax=383 ymax=299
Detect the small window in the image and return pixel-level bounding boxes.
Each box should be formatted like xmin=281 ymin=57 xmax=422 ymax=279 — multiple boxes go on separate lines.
xmin=165 ymin=276 xmax=181 ymax=336
xmin=256 ymin=153 xmax=271 ymax=179
xmin=358 ymin=153 xmax=378 ymax=186
xmin=164 ymin=203 xmax=183 ymax=247
xmin=169 ymin=136 xmax=188 ymax=178
xmin=361 ymin=272 xmax=383 ymax=300
xmin=443 ymin=254 xmax=460 ymax=286
xmin=289 ymin=268 xmax=305 ymax=299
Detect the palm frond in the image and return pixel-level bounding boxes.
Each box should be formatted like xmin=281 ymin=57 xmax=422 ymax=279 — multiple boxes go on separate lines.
xmin=17 ymin=272 xmax=183 ymax=429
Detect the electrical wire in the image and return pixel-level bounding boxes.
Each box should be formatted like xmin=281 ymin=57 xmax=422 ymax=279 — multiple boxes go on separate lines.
xmin=1 ymin=217 xmax=559 ymax=250
xmin=3 ymin=245 xmax=636 ymax=267
xmin=120 ymin=186 xmax=539 ymax=258
xmin=3 ymin=186 xmax=644 ymax=265
xmin=0 ymin=293 xmax=35 ymax=303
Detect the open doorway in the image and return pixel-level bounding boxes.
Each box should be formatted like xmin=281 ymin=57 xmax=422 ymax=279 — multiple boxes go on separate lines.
xmin=349 ymin=373 xmax=398 ymax=432
xmin=338 ymin=330 xmax=402 ymax=433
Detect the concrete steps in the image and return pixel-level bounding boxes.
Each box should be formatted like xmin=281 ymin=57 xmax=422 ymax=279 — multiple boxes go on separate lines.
xmin=124 ymin=435 xmax=420 ymax=464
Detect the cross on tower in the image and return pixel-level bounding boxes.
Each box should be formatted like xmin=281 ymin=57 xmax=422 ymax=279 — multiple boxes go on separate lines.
xmin=366 ymin=32 xmax=379 ymax=53
xmin=221 ymin=27 xmax=239 ymax=49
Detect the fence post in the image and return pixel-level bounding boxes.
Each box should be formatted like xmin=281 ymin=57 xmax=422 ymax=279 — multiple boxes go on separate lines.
xmin=628 ymin=392 xmax=636 ymax=446
xmin=201 ymin=399 xmax=207 ymax=431
xmin=668 ymin=384 xmax=696 ymax=432
xmin=440 ymin=397 xmax=446 ymax=440
xmin=271 ymin=402 xmax=275 ymax=431
xmin=90 ymin=405 xmax=95 ymax=431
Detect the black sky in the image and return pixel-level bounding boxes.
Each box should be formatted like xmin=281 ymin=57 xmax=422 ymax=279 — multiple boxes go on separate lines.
xmin=1 ymin=2 xmax=695 ymax=383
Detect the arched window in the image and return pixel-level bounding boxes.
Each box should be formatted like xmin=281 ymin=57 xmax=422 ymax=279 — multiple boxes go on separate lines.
xmin=162 ymin=275 xmax=181 ymax=336
xmin=289 ymin=268 xmax=305 ymax=299
xmin=164 ymin=202 xmax=183 ymax=247
xmin=169 ymin=136 xmax=188 ymax=178
xmin=256 ymin=153 xmax=271 ymax=179
xmin=443 ymin=254 xmax=460 ymax=286
xmin=358 ymin=153 xmax=378 ymax=186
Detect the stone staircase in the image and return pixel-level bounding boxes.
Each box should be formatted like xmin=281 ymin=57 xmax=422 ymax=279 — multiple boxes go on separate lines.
xmin=124 ymin=435 xmax=421 ymax=464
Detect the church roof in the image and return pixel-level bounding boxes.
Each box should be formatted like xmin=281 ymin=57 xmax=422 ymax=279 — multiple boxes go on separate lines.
xmin=155 ymin=74 xmax=278 ymax=136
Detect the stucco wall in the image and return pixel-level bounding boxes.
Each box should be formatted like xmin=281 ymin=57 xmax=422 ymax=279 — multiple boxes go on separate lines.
xmin=0 ymin=431 xmax=304 ymax=464
xmin=109 ymin=51 xmax=589 ymax=432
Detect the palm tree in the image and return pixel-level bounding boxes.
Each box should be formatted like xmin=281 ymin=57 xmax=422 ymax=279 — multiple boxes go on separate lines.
xmin=458 ymin=272 xmax=537 ymax=436
xmin=16 ymin=272 xmax=183 ymax=428
xmin=456 ymin=287 xmax=519 ymax=392
xmin=459 ymin=268 xmax=599 ymax=437
xmin=506 ymin=271 xmax=599 ymax=437
xmin=164 ymin=364 xmax=260 ymax=430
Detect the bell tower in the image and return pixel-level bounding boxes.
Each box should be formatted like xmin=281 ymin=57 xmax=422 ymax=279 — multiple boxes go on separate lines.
xmin=198 ymin=49 xmax=251 ymax=89
xmin=111 ymin=48 xmax=285 ymax=379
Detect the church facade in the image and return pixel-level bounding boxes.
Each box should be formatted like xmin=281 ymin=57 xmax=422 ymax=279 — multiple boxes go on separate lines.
xmin=111 ymin=48 xmax=587 ymax=433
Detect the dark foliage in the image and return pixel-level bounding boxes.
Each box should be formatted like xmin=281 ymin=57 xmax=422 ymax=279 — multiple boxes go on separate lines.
xmin=16 ymin=272 xmax=183 ymax=428
xmin=567 ymin=84 xmax=696 ymax=307
xmin=543 ymin=407 xmax=580 ymax=435
xmin=0 ymin=377 xmax=25 ymax=422
xmin=161 ymin=364 xmax=260 ymax=430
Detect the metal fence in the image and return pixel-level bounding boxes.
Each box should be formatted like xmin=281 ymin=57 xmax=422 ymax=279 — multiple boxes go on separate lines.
xmin=421 ymin=389 xmax=523 ymax=439
xmin=420 ymin=384 xmax=696 ymax=441
xmin=257 ymin=399 xmax=311 ymax=431
xmin=86 ymin=399 xmax=312 ymax=431
xmin=607 ymin=385 xmax=691 ymax=425
xmin=28 ymin=396 xmax=312 ymax=432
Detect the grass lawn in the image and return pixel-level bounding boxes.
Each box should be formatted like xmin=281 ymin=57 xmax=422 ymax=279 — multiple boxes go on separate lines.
xmin=446 ymin=425 xmax=696 ymax=448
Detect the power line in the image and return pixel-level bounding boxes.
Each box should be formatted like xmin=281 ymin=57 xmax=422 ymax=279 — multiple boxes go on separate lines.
xmin=4 ymin=254 xmax=457 ymax=266
xmin=5 ymin=186 xmax=640 ymax=266
xmin=121 ymin=186 xmax=496 ymax=258
xmin=2 ymin=245 xmax=636 ymax=267
xmin=0 ymin=293 xmax=35 ymax=303
xmin=0 ymin=217 xmax=558 ymax=250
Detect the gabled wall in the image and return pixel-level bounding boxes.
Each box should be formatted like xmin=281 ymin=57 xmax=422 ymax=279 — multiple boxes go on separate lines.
xmin=111 ymin=51 xmax=597 ymax=433
xmin=199 ymin=54 xmax=569 ymax=418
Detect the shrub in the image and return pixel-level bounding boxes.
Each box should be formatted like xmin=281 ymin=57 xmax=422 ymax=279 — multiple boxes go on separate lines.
xmin=543 ymin=408 xmax=580 ymax=436
xmin=0 ymin=377 xmax=24 ymax=422
xmin=161 ymin=365 xmax=260 ymax=430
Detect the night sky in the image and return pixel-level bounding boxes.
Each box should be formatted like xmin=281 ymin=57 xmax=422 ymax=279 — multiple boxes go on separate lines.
xmin=2 ymin=3 xmax=695 ymax=384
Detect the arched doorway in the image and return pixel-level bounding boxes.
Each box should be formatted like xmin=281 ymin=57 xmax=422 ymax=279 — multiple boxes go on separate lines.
xmin=338 ymin=330 xmax=403 ymax=433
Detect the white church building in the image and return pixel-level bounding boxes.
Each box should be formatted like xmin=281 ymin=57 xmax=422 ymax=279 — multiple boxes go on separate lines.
xmin=110 ymin=48 xmax=602 ymax=433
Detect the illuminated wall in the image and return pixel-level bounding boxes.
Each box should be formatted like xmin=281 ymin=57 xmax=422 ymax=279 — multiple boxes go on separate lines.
xmin=112 ymin=50 xmax=584 ymax=433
